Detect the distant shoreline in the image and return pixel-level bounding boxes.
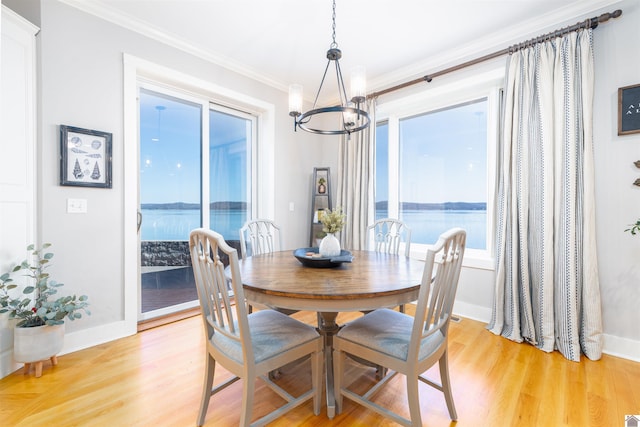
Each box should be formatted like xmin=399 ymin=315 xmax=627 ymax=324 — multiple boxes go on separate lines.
xmin=377 ymin=201 xmax=486 ymax=211
xmin=141 ymin=201 xmax=247 ymax=210
xmin=141 ymin=201 xmax=486 ymax=211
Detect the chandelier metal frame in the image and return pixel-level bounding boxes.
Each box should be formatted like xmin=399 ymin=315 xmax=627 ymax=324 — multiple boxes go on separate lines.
xmin=289 ymin=0 xmax=370 ymax=136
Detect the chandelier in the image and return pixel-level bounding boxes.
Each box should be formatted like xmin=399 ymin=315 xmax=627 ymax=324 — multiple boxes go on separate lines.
xmin=288 ymin=0 xmax=370 ymax=136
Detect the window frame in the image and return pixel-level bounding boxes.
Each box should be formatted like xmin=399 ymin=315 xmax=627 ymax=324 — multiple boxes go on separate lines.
xmin=375 ymin=70 xmax=502 ymax=270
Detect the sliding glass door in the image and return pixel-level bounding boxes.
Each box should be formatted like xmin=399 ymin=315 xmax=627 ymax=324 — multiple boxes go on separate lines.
xmin=138 ymin=85 xmax=253 ymax=320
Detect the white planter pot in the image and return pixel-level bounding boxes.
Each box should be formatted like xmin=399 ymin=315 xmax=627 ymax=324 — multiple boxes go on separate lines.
xmin=13 ymin=323 xmax=65 ymax=363
xmin=319 ymin=233 xmax=341 ymax=257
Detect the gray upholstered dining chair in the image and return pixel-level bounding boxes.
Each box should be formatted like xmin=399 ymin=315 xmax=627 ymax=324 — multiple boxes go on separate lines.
xmin=190 ymin=228 xmax=323 ymax=427
xmin=239 ymin=219 xmax=283 ymax=259
xmin=366 ymin=218 xmax=412 ymax=257
xmin=366 ymin=218 xmax=412 ymax=312
xmin=333 ymin=228 xmax=466 ymax=427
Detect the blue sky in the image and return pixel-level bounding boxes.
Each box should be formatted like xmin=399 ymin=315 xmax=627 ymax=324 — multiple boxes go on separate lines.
xmin=376 ymin=99 xmax=487 ymax=204
xmin=141 ymin=89 xmax=486 ymax=206
xmin=139 ymin=89 xmax=248 ymax=204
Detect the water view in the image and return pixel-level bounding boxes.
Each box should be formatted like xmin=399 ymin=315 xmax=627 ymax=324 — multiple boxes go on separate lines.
xmin=141 ymin=202 xmax=487 ymax=249
xmin=396 ymin=209 xmax=486 ymax=249
xmin=141 ymin=207 xmax=246 ymax=242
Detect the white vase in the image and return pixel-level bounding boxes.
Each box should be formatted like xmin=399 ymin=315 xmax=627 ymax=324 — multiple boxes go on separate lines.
xmin=13 ymin=323 xmax=65 ymax=363
xmin=319 ymin=233 xmax=341 ymax=257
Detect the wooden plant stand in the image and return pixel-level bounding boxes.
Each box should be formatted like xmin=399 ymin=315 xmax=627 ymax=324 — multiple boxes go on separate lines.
xmin=23 ymin=356 xmax=58 ymax=378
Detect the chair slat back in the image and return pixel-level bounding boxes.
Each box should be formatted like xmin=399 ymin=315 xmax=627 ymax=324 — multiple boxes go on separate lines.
xmin=190 ymin=228 xmax=252 ymax=358
xmin=366 ymin=218 xmax=412 ymax=257
xmin=411 ymin=228 xmax=466 ymax=358
xmin=239 ymin=219 xmax=282 ymax=259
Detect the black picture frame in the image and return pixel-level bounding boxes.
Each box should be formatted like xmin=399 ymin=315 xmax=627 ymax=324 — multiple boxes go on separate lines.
xmin=618 ymin=84 xmax=640 ymax=136
xmin=60 ymin=125 xmax=112 ymax=188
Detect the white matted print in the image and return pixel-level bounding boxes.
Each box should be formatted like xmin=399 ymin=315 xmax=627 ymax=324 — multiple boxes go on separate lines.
xmin=60 ymin=125 xmax=112 ymax=188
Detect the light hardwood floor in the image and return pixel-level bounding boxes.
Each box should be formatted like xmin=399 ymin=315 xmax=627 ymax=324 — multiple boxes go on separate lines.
xmin=1 ymin=308 xmax=638 ymax=426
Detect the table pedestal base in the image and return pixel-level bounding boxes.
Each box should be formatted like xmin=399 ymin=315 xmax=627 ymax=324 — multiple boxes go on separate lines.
xmin=318 ymin=312 xmax=340 ymax=419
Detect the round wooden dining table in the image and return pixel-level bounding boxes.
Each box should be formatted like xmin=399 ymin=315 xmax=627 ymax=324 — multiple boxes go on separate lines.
xmin=235 ymin=249 xmax=426 ymax=419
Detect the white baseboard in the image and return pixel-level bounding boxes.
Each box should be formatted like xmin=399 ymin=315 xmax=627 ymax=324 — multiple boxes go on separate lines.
xmin=0 ymin=350 xmax=21 ymax=378
xmin=60 ymin=320 xmax=136 ymax=356
xmin=453 ymin=300 xmax=492 ymax=324
xmin=602 ymin=333 xmax=640 ymax=362
xmin=453 ymin=301 xmax=640 ymax=362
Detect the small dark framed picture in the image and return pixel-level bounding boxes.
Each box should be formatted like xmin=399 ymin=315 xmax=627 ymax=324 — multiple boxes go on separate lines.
xmin=60 ymin=125 xmax=112 ymax=188
xmin=618 ymin=84 xmax=640 ymax=136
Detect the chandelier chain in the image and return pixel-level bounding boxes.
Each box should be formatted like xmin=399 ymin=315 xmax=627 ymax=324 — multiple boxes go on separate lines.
xmin=331 ymin=0 xmax=337 ymax=48
xmin=288 ymin=0 xmax=371 ymax=135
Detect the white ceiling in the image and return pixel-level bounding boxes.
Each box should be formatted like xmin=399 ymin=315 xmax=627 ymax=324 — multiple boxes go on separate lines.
xmin=61 ymin=0 xmax=623 ymax=103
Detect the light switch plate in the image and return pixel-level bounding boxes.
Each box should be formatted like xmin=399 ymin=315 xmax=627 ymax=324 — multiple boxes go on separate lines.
xmin=67 ymin=198 xmax=87 ymax=213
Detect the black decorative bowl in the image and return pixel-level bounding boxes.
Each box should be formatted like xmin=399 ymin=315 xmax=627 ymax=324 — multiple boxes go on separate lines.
xmin=293 ymin=247 xmax=353 ymax=268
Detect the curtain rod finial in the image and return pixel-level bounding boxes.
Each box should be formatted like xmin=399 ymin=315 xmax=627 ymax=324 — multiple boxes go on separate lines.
xmin=600 ymin=9 xmax=622 ymax=23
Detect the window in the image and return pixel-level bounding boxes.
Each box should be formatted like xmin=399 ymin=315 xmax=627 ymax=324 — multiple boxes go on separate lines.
xmin=139 ymin=88 xmax=254 ymax=243
xmin=208 ymin=106 xmax=254 ymax=239
xmin=375 ymin=74 xmax=500 ymax=267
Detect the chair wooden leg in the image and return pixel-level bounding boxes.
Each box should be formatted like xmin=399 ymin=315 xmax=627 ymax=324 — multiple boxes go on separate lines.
xmin=50 ymin=355 xmax=58 ymax=366
xmin=239 ymin=375 xmax=256 ymax=427
xmin=23 ymin=363 xmax=31 ymax=375
xmin=439 ymin=352 xmax=458 ymax=420
xmin=197 ymin=355 xmax=215 ymax=427
xmin=406 ymin=375 xmax=421 ymax=426
xmin=311 ymin=350 xmax=322 ymax=415
xmin=333 ymin=348 xmax=344 ymax=414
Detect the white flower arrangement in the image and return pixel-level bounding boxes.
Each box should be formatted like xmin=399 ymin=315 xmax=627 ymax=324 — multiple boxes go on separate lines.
xmin=320 ymin=207 xmax=346 ymax=234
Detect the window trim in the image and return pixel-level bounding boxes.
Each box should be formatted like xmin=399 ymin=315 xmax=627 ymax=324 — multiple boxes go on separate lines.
xmin=376 ymin=69 xmax=503 ymax=270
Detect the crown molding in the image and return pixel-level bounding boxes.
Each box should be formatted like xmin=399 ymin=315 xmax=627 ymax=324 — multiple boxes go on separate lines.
xmin=59 ymin=0 xmax=624 ymax=98
xmin=57 ymin=0 xmax=288 ymax=93
xmin=368 ymin=0 xmax=626 ymax=93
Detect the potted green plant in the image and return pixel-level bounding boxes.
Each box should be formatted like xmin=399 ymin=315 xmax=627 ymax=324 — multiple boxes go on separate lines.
xmin=625 ymin=218 xmax=640 ymax=236
xmin=317 ymin=177 xmax=327 ymax=194
xmin=319 ymin=207 xmax=346 ymax=257
xmin=0 ymin=243 xmax=90 ymax=373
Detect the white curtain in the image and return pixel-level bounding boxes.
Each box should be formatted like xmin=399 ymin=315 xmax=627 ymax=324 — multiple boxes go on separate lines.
xmin=336 ymin=98 xmax=376 ymax=250
xmin=488 ymin=29 xmax=603 ymax=361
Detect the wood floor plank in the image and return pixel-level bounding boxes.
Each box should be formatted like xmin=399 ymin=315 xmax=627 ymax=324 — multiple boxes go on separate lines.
xmin=0 ymin=308 xmax=638 ymax=426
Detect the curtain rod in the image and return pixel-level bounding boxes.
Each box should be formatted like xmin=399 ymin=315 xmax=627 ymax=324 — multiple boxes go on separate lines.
xmin=368 ymin=9 xmax=622 ymax=99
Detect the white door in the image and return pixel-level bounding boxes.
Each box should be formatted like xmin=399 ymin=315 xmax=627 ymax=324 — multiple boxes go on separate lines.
xmin=0 ymin=6 xmax=38 ymax=378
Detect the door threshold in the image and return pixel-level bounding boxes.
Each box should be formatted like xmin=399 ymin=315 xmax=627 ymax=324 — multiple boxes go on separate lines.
xmin=137 ymin=307 xmax=200 ymax=332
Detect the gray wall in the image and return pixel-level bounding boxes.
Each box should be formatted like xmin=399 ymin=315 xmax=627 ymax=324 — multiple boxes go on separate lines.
xmin=3 ymin=0 xmax=639 ymax=360
xmin=29 ymin=0 xmax=326 ymax=333
xmin=592 ymin=0 xmax=640 ymax=354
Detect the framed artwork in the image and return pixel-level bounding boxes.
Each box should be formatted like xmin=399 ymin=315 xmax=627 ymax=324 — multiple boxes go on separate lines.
xmin=618 ymin=84 xmax=640 ymax=136
xmin=60 ymin=125 xmax=112 ymax=188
